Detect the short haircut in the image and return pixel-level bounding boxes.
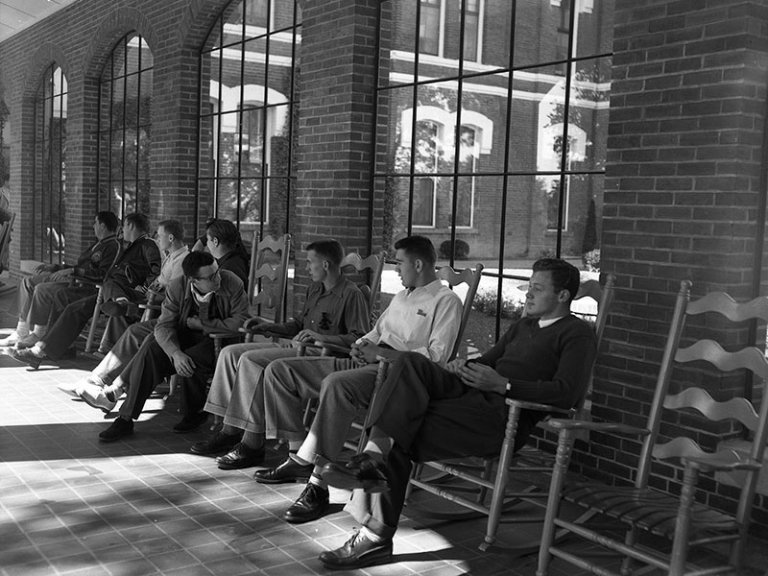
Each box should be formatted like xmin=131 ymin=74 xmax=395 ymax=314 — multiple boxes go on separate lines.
xmin=182 ymin=250 xmax=215 ymax=277
xmin=158 ymin=219 xmax=184 ymax=242
xmin=96 ymin=211 xmax=119 ymax=232
xmin=306 ymin=239 xmax=344 ymax=267
xmin=532 ymin=258 xmax=581 ymax=303
xmin=394 ymin=235 xmax=436 ymax=267
xmin=205 ymin=218 xmax=240 ymax=248
xmin=124 ymin=213 xmax=150 ymax=234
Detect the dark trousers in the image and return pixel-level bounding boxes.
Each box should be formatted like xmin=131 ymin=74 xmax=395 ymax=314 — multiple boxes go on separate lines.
xmin=344 ymin=352 xmax=512 ymax=538
xmin=118 ymin=329 xmax=216 ymax=421
xmin=43 ymin=281 xmax=134 ymax=360
xmin=27 ymin=282 xmax=95 ymax=327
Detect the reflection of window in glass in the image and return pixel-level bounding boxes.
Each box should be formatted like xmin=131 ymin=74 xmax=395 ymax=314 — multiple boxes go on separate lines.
xmin=34 ymin=65 xmax=68 ymax=263
xmin=419 ymin=0 xmax=441 ymax=56
xmin=463 ymin=0 xmax=480 ymax=62
xmin=546 ymin=177 xmax=569 ymax=231
xmin=556 ymin=0 xmax=571 ymax=62
xmin=413 ymin=120 xmax=439 ymax=227
xmin=457 ymin=126 xmax=476 ymax=228
xmin=97 ymin=34 xmax=153 ymax=218
xmin=199 ymin=0 xmax=300 ymax=240
xmin=241 ymin=107 xmax=264 ymax=166
xmin=245 ymin=0 xmax=269 ymax=26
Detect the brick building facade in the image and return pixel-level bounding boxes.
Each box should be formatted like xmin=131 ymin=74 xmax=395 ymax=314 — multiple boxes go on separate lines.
xmin=2 ymin=0 xmax=768 ymax=530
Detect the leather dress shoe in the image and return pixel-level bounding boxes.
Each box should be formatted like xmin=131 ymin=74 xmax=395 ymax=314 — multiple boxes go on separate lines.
xmin=10 ymin=347 xmax=44 ymax=369
xmin=253 ymin=457 xmax=313 ymax=484
xmin=283 ymin=483 xmax=329 ymax=523
xmin=191 ymin=430 xmax=241 ymax=456
xmin=78 ymin=382 xmax=117 ymax=414
xmin=101 ymin=300 xmax=128 ymax=317
xmin=0 ymin=331 xmax=21 ymax=347
xmin=99 ymin=417 xmax=134 ymax=442
xmin=216 ymin=442 xmax=265 ymax=469
xmin=15 ymin=333 xmax=40 ymax=350
xmin=321 ymin=453 xmax=390 ymax=493
xmin=173 ymin=411 xmax=209 ymax=433
xmin=319 ymin=529 xmax=393 ymax=569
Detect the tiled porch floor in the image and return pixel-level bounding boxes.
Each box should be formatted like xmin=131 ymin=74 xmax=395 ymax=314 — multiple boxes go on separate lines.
xmin=1 ymin=283 xmax=766 ymax=576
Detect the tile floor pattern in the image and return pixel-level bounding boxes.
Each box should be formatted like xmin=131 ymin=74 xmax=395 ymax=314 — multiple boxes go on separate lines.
xmin=0 ymin=289 xmax=766 ymax=575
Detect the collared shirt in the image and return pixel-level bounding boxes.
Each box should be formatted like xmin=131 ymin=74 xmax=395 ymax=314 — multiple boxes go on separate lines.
xmin=359 ymin=278 xmax=463 ymax=365
xmin=265 ymin=277 xmax=370 ymax=346
xmin=156 ymin=245 xmax=189 ymax=289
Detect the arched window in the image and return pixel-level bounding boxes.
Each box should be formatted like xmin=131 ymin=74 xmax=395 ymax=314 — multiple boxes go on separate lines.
xmin=198 ymin=0 xmax=301 ymax=245
xmin=33 ymin=64 xmax=67 ymax=263
xmin=97 ymin=33 xmax=153 ymax=218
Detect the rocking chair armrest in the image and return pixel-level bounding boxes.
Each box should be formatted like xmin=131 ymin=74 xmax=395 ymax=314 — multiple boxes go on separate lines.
xmin=314 ymin=340 xmax=353 ymax=356
xmin=505 ymin=398 xmax=575 ymax=415
xmin=242 ymin=316 xmax=269 ymax=332
xmin=208 ymin=329 xmax=243 ymax=341
xmin=682 ymin=454 xmax=761 ymax=473
xmin=546 ymin=418 xmax=651 ymax=437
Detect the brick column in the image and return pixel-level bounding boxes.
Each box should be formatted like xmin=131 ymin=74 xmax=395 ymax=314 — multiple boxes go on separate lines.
xmin=293 ymin=0 xmax=381 ymax=299
xmin=587 ymin=0 xmax=768 ymax=523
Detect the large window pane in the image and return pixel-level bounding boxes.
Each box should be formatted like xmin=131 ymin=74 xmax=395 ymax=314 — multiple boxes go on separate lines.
xmin=33 ymin=65 xmax=68 ymax=263
xmin=97 ymin=33 xmax=153 ymax=218
xmin=376 ymin=0 xmax=613 ymax=341
xmin=199 ymin=0 xmax=300 ymax=239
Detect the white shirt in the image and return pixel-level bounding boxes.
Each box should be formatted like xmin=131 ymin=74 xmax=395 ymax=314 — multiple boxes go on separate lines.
xmin=359 ymin=279 xmax=463 ymax=365
xmin=156 ymin=245 xmax=189 ymax=289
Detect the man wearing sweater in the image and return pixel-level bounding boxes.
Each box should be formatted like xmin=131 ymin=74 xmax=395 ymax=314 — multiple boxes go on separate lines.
xmin=317 ymin=258 xmax=598 ymax=570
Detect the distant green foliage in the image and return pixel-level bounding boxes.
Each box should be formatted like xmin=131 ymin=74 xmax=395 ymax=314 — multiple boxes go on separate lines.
xmin=472 ymin=289 xmax=525 ymax=320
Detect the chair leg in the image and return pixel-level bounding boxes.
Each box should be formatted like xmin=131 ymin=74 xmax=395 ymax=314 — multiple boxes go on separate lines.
xmin=85 ymin=288 xmax=103 ymax=353
xmin=480 ymin=405 xmax=520 ymax=551
xmin=535 ymin=430 xmax=573 ymax=576
xmin=405 ymin=463 xmax=422 ymax=501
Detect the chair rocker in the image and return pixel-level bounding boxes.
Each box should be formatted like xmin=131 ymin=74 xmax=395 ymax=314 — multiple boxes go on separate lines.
xmin=537 ymin=280 xmax=768 ymax=576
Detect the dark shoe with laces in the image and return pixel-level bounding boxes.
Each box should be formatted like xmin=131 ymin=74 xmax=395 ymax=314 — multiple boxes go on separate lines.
xmin=216 ymin=442 xmax=265 ymax=469
xmin=321 ymin=453 xmax=390 ymax=493
xmin=191 ymin=430 xmax=241 ymax=456
xmin=253 ymin=457 xmax=313 ymax=484
xmin=101 ymin=300 xmax=128 ymax=317
xmin=99 ymin=417 xmax=134 ymax=442
xmin=319 ymin=529 xmax=393 ymax=569
xmin=283 ymin=482 xmax=329 ymax=523
xmin=173 ymin=411 xmax=209 ymax=433
xmin=10 ymin=347 xmax=44 ymax=370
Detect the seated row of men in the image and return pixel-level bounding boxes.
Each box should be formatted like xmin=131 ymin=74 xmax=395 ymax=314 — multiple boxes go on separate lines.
xmin=5 ymin=223 xmax=597 ymax=570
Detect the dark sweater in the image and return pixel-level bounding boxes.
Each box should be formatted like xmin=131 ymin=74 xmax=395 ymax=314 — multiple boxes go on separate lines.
xmin=477 ymin=314 xmax=597 ymax=410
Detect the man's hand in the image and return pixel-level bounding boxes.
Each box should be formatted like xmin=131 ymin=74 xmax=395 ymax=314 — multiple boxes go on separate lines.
xmin=445 ymin=358 xmax=468 ymax=375
xmin=171 ymin=350 xmax=196 ymax=377
xmin=49 ymin=268 xmax=73 ymax=281
xmin=458 ymin=362 xmax=507 ymax=395
xmin=350 ymin=339 xmax=381 ymax=366
xmin=185 ymin=316 xmax=203 ymax=331
xmin=134 ymin=284 xmax=149 ymax=295
xmin=35 ymin=263 xmax=57 ymax=274
xmin=293 ymin=329 xmax=321 ymax=344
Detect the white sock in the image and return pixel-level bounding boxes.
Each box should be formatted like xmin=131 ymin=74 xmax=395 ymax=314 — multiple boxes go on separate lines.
xmin=360 ymin=526 xmax=384 ymax=543
xmin=33 ymin=325 xmax=47 ymax=338
xmin=308 ymin=470 xmax=327 ymax=491
xmin=15 ymin=321 xmax=29 ymax=337
xmin=289 ymin=452 xmax=311 ymax=466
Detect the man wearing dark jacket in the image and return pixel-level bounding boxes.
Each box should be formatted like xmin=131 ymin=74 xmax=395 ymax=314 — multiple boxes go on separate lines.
xmin=13 ymin=213 xmax=161 ymax=367
xmin=96 ymin=251 xmax=249 ymax=442
xmin=0 ymin=211 xmax=121 ymax=348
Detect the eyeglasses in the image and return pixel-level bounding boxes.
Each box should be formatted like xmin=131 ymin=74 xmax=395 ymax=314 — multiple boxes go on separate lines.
xmin=192 ymin=268 xmax=220 ymax=283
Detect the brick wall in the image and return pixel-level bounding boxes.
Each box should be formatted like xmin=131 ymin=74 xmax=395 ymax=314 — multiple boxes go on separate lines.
xmin=582 ymin=0 xmax=768 ymax=527
xmin=0 ymin=0 xmax=231 ymax=269
xmin=292 ymin=0 xmax=382 ymax=299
